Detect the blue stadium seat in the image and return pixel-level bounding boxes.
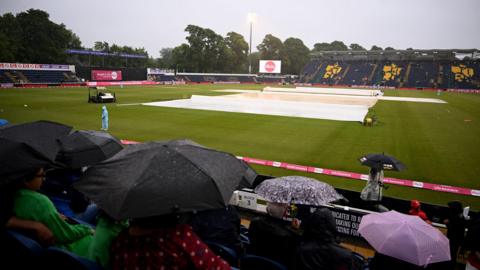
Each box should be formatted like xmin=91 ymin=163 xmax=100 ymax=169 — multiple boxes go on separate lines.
xmin=5 ymin=230 xmax=44 ymax=255
xmin=240 ymin=254 xmax=288 ymax=270
xmin=352 ymin=251 xmax=369 ymax=269
xmin=45 ymin=247 xmax=103 ymax=270
xmin=3 ymin=230 xmax=45 ymax=268
xmin=205 ymin=240 xmax=239 ymax=267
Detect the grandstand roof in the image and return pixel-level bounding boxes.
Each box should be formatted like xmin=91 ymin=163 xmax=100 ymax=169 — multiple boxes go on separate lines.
xmin=66 ymin=49 xmax=148 ymax=59
xmin=311 ymin=49 xmax=480 ymax=61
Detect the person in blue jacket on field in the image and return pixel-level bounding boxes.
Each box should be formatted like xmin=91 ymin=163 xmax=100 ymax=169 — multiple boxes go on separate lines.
xmin=101 ymin=105 xmax=108 ymax=131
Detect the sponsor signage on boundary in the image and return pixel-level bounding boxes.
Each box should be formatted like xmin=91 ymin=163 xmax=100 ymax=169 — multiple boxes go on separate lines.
xmin=330 ymin=208 xmax=365 ymax=237
xmin=87 ymin=81 xmax=159 ymax=87
xmin=0 ymin=62 xmax=73 ymax=71
xmin=259 ymin=60 xmax=281 ymax=73
xmin=1 ymin=83 xmax=14 ymax=88
xmin=238 ymin=157 xmax=479 ymax=197
xmin=119 ymin=140 xmax=478 ymax=197
xmin=448 ymin=89 xmax=480 ymax=94
xmin=92 ymin=70 xmax=122 ymax=81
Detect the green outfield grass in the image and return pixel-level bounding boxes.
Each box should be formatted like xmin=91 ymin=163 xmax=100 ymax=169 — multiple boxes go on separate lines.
xmin=1 ymin=85 xmax=479 ymax=209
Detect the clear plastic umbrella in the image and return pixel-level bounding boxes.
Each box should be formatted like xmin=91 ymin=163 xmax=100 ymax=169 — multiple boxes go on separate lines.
xmin=254 ymin=176 xmax=345 ymax=206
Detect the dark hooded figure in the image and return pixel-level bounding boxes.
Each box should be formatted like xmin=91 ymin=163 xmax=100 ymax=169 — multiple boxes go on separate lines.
xmin=444 ymin=201 xmax=466 ymax=269
xmin=293 ymin=208 xmax=357 ymax=270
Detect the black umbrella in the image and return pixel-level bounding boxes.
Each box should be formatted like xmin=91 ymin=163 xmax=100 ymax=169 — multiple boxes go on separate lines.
xmin=56 ymin=130 xmax=123 ymax=168
xmin=359 ymin=153 xmax=406 ymax=171
xmin=73 ymin=140 xmax=257 ymax=220
xmin=0 ymin=120 xmax=72 ymax=184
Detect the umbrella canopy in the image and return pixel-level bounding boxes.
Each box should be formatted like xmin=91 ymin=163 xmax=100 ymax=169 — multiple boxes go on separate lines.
xmin=254 ymin=176 xmax=345 ymax=206
xmin=359 ymin=153 xmax=406 ymax=171
xmin=0 ymin=120 xmax=72 ymax=184
xmin=56 ymin=130 xmax=123 ymax=168
xmin=73 ymin=140 xmax=257 ymax=220
xmin=358 ymin=210 xmax=450 ymax=266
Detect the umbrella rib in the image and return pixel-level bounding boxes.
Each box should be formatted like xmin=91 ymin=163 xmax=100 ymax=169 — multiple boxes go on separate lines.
xmin=115 ymin=151 xmax=158 ymax=218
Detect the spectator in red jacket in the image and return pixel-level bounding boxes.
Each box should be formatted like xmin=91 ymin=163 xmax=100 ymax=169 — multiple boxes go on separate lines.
xmin=408 ymin=200 xmax=431 ymax=224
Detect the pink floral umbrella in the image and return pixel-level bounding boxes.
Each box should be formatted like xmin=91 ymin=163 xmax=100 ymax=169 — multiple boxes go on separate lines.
xmin=358 ymin=210 xmax=450 ymax=266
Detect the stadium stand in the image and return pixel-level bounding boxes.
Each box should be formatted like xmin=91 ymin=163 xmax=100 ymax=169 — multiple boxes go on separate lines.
xmin=312 ymin=62 xmax=344 ymax=85
xmin=405 ymin=62 xmax=438 ymax=88
xmin=301 ymin=49 xmax=480 ymax=90
xmin=339 ymin=62 xmax=374 ymax=86
xmin=0 ymin=63 xmax=82 ymax=86
xmin=20 ymin=70 xmax=80 ymax=83
xmin=2 ymin=49 xmax=478 ymax=90
xmin=148 ymin=72 xmax=257 ymax=84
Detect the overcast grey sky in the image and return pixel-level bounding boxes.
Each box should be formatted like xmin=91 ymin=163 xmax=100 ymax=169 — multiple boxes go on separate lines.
xmin=2 ymin=0 xmax=480 ymax=57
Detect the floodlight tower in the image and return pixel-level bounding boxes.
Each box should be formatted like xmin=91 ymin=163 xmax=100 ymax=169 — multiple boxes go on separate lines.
xmin=247 ymin=12 xmax=256 ymax=74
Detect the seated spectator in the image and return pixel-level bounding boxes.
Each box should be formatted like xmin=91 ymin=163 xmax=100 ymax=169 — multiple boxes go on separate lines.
xmin=464 ymin=214 xmax=480 ymax=270
xmin=368 ymin=252 xmax=448 ymax=270
xmin=248 ymin=202 xmax=300 ymax=268
xmin=293 ymin=208 xmax=358 ymax=270
xmin=13 ymin=167 xmax=94 ymax=258
xmin=41 ymin=168 xmax=99 ymax=225
xmin=189 ymin=205 xmax=242 ymax=254
xmin=111 ymin=213 xmax=231 ymax=270
xmin=369 ymin=252 xmax=424 ymax=270
xmin=408 ymin=200 xmax=431 ymax=224
xmin=87 ymin=211 xmax=128 ymax=269
xmin=1 ymin=182 xmax=55 ymax=246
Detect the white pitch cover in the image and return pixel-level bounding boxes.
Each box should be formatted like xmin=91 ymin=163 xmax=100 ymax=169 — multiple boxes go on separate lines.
xmin=144 ymin=94 xmax=369 ymax=122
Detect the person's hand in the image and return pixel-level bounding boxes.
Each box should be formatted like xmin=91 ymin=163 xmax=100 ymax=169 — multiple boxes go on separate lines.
xmin=291 ymin=218 xmax=302 ymax=230
xmin=33 ymin=222 xmax=55 ymax=246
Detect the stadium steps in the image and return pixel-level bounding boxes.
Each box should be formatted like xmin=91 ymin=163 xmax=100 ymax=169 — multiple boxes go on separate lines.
xmin=5 ymin=71 xmax=19 ymax=83
xmin=401 ymin=62 xmax=412 ymax=88
xmin=368 ymin=64 xmax=377 ymax=83
xmin=338 ymin=64 xmax=351 ymax=85
xmin=16 ymin=71 xmax=29 ymax=83
xmin=436 ymin=64 xmax=444 ymax=87
xmin=309 ymin=63 xmax=324 ymax=83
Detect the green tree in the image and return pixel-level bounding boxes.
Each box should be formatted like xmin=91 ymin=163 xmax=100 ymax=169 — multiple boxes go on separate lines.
xmin=312 ymin=42 xmax=331 ymax=52
xmin=370 ymin=45 xmax=383 ymax=51
xmin=0 ymin=13 xmax=22 ymax=62
xmin=385 ymin=47 xmax=395 ymax=51
xmin=249 ymin=51 xmax=260 ymax=74
xmin=257 ymin=34 xmax=284 ymax=60
xmin=349 ymin=43 xmax=366 ymax=51
xmin=94 ymin=41 xmax=110 ymax=51
xmin=146 ymin=57 xmax=158 ymax=68
xmin=0 ymin=9 xmax=82 ymax=63
xmin=172 ymin=43 xmax=192 ymax=72
xmin=158 ymin=47 xmax=174 ymax=68
xmin=312 ymin=41 xmax=348 ymax=52
xmin=282 ymin=37 xmax=310 ymax=75
xmin=224 ymin=32 xmax=249 ymax=73
xmin=90 ymin=42 xmax=147 ymax=67
xmin=184 ymin=24 xmax=227 ymax=72
xmin=330 ymin=40 xmax=348 ymax=51
xmin=17 ymin=9 xmax=80 ymax=63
